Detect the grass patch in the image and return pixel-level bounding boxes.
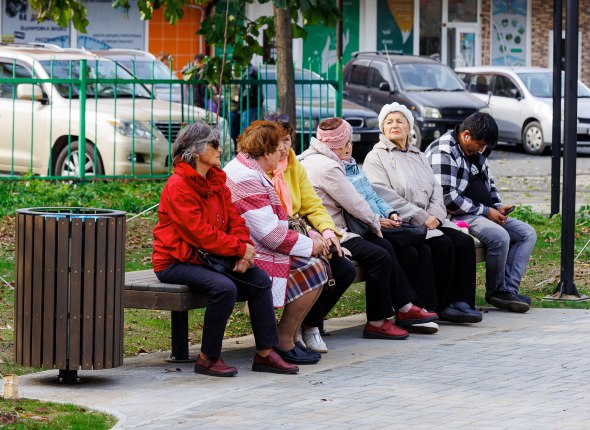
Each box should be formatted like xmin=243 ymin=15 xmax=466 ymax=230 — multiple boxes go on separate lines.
xmin=0 ymin=181 xmax=589 ymax=379
xmin=0 ymin=398 xmax=116 ymax=429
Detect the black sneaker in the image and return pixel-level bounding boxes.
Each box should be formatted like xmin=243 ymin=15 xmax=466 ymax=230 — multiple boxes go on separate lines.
xmin=485 ymin=291 xmax=530 ymax=313
xmin=516 ymin=293 xmax=532 ymax=306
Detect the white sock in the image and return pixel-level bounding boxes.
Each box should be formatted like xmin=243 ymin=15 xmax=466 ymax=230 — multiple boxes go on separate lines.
xmin=398 ymin=303 xmax=413 ymax=313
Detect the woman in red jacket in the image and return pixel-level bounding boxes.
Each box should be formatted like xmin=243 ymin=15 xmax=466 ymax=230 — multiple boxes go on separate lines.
xmin=153 ymin=123 xmax=297 ymax=377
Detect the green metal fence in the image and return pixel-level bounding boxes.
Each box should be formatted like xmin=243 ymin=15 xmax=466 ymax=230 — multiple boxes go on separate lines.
xmin=0 ymin=58 xmax=341 ymax=180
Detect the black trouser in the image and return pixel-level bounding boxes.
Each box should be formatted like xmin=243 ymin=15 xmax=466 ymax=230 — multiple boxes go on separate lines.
xmin=156 ymin=263 xmax=279 ymax=359
xmin=425 ymin=227 xmax=477 ymax=309
xmin=389 ymin=241 xmax=437 ymax=309
xmin=344 ymin=234 xmax=416 ymax=321
xmin=303 ymin=253 xmax=357 ymax=331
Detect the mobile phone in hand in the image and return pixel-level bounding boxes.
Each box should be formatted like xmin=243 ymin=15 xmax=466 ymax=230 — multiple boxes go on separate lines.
xmin=503 ymin=206 xmax=515 ymax=215
xmin=329 ymin=244 xmax=338 ymax=253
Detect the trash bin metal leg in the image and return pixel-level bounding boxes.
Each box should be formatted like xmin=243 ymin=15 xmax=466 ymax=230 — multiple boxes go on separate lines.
xmin=58 ymin=369 xmax=79 ymax=384
xmin=167 ymin=310 xmax=195 ymax=363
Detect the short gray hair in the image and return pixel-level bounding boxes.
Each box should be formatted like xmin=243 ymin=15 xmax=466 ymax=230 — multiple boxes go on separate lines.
xmin=172 ymin=123 xmax=220 ymax=166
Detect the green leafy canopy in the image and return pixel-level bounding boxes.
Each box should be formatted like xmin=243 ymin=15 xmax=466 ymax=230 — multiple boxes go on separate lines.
xmin=28 ymin=0 xmax=339 ymax=78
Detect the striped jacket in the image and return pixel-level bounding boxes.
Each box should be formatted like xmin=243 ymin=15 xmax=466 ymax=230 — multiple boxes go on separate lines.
xmin=425 ymin=129 xmax=501 ymax=216
xmin=224 ymin=153 xmax=313 ymax=307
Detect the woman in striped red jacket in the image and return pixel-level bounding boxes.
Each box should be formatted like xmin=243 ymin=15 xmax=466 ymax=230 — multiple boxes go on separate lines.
xmin=224 ymin=120 xmax=328 ymax=366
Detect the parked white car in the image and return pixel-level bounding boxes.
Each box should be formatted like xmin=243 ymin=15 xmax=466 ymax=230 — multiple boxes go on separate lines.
xmin=92 ymin=49 xmax=183 ymax=103
xmin=0 ymin=44 xmax=227 ymax=177
xmin=456 ymin=66 xmax=590 ymax=154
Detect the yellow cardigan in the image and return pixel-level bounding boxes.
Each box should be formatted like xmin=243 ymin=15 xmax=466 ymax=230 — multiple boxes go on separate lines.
xmin=281 ymin=149 xmax=340 ymax=236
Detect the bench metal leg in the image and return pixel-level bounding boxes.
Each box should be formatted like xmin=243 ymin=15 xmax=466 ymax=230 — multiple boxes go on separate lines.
xmin=166 ymin=310 xmax=196 ymax=363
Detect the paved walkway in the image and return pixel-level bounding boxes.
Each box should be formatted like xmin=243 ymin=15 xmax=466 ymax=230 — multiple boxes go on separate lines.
xmin=16 ymin=308 xmax=590 ymax=429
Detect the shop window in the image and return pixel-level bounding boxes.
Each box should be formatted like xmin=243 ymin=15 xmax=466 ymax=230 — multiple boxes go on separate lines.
xmin=448 ymin=0 xmax=477 ymax=23
xmin=419 ymin=0 xmax=442 ymax=60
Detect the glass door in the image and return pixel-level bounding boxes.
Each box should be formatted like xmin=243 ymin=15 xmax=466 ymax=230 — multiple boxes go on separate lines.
xmin=446 ymin=26 xmax=477 ymax=69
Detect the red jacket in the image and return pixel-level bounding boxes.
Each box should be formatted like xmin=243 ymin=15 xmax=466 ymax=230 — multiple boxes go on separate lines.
xmin=152 ymin=162 xmax=253 ymax=272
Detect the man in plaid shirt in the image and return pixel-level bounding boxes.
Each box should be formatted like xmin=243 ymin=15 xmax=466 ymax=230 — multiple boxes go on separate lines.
xmin=426 ymin=113 xmax=537 ymax=313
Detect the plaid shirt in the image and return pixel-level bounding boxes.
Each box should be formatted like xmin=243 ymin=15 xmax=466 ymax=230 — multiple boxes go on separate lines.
xmin=425 ymin=129 xmax=501 ymax=216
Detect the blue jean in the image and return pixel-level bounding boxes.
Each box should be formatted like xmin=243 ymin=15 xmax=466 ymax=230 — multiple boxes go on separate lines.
xmin=156 ymin=263 xmax=279 ymax=359
xmin=452 ymin=215 xmax=537 ymax=295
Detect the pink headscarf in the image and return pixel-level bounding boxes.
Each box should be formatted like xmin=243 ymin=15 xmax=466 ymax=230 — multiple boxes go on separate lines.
xmin=316 ymin=120 xmax=352 ymax=149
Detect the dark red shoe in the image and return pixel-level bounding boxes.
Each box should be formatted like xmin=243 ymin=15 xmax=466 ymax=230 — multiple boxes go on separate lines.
xmin=395 ymin=305 xmax=438 ymax=327
xmin=252 ymin=350 xmax=299 ymax=374
xmin=194 ymin=355 xmax=238 ymax=377
xmin=363 ymin=320 xmax=409 ymax=339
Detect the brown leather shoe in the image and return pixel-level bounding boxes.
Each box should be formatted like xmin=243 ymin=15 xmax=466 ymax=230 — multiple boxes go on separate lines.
xmin=194 ymin=355 xmax=238 ymax=377
xmin=252 ymin=350 xmax=299 ymax=374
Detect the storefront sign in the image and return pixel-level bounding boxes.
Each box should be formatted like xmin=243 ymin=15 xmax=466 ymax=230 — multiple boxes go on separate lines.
xmin=377 ymin=0 xmax=413 ymax=55
xmin=491 ymin=0 xmax=527 ymax=66
xmin=1 ymin=0 xmax=70 ymax=46
xmin=78 ymin=0 xmax=145 ymax=49
xmin=302 ymin=0 xmax=359 ymax=78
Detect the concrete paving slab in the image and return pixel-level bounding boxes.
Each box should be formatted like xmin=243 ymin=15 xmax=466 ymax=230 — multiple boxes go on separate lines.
xmin=12 ymin=308 xmax=590 ymax=429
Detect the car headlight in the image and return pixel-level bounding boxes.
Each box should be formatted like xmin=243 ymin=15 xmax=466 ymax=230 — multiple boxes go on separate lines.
xmin=364 ymin=117 xmax=380 ymax=129
xmin=479 ymin=106 xmax=492 ymax=114
xmin=107 ymin=120 xmax=153 ymax=139
xmin=422 ymin=107 xmax=442 ymax=119
xmin=296 ymin=118 xmax=319 ymax=130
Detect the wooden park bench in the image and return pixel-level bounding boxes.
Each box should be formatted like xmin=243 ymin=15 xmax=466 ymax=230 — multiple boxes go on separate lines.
xmin=124 ymin=241 xmax=486 ymax=362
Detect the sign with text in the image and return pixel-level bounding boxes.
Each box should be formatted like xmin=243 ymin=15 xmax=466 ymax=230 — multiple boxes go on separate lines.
xmin=79 ymin=0 xmax=146 ymax=49
xmin=377 ymin=0 xmax=414 ymax=55
xmin=2 ymin=0 xmax=70 ymax=46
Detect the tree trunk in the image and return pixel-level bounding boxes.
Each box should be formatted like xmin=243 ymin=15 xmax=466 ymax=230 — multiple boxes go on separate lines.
xmin=273 ymin=5 xmax=296 ymax=138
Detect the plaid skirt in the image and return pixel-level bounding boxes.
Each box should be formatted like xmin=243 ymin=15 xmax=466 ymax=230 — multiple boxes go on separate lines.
xmin=285 ymin=255 xmax=328 ymax=304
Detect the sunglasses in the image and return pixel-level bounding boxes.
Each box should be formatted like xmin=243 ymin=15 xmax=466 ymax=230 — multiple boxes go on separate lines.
xmin=208 ymin=140 xmax=220 ymax=150
xmin=264 ymin=113 xmax=290 ymax=126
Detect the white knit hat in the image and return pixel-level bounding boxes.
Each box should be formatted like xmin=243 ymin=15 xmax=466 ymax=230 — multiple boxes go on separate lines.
xmin=378 ymin=102 xmax=414 ymax=133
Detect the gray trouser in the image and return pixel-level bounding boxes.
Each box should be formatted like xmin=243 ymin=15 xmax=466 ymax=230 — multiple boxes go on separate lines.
xmin=452 ymin=215 xmax=537 ymax=295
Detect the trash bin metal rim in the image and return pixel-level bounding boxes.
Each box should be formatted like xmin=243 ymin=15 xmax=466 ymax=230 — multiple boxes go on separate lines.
xmin=16 ymin=207 xmax=126 ymax=217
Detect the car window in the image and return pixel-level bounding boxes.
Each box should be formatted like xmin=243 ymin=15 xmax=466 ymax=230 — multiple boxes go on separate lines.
xmin=262 ymin=70 xmax=336 ymax=101
xmin=516 ymin=72 xmax=590 ymax=98
xmin=113 ymin=60 xmax=175 ymax=80
xmin=470 ymin=74 xmax=492 ymax=94
xmin=349 ymin=61 xmax=371 ymax=87
xmin=39 ymin=59 xmax=152 ymax=99
xmin=369 ymin=62 xmax=392 ymax=89
xmin=492 ymin=75 xmax=519 ymax=98
xmin=395 ymin=63 xmax=465 ymax=91
xmin=0 ymin=62 xmax=32 ymax=99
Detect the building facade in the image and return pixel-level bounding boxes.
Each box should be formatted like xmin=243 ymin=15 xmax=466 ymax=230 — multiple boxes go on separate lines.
xmin=0 ymin=0 xmax=588 ymax=83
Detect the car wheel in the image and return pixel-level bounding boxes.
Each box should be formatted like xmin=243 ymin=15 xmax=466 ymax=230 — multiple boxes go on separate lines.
xmin=522 ymin=121 xmax=547 ymax=155
xmin=54 ymin=141 xmax=104 ymax=177
xmin=409 ymin=124 xmax=422 ymax=149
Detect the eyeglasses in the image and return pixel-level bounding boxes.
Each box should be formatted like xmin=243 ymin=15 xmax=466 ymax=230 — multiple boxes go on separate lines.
xmin=208 ymin=140 xmax=220 ymax=150
xmin=346 ymin=140 xmax=353 ymax=148
xmin=264 ymin=113 xmax=290 ymax=127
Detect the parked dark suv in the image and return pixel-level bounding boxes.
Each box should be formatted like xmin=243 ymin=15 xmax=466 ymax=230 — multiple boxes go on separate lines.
xmin=343 ymin=52 xmax=488 ymax=149
xmin=261 ymin=66 xmax=380 ymax=161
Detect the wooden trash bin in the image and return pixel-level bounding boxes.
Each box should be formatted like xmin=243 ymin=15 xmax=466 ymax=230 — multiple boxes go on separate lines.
xmin=14 ymin=207 xmax=126 ymax=382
